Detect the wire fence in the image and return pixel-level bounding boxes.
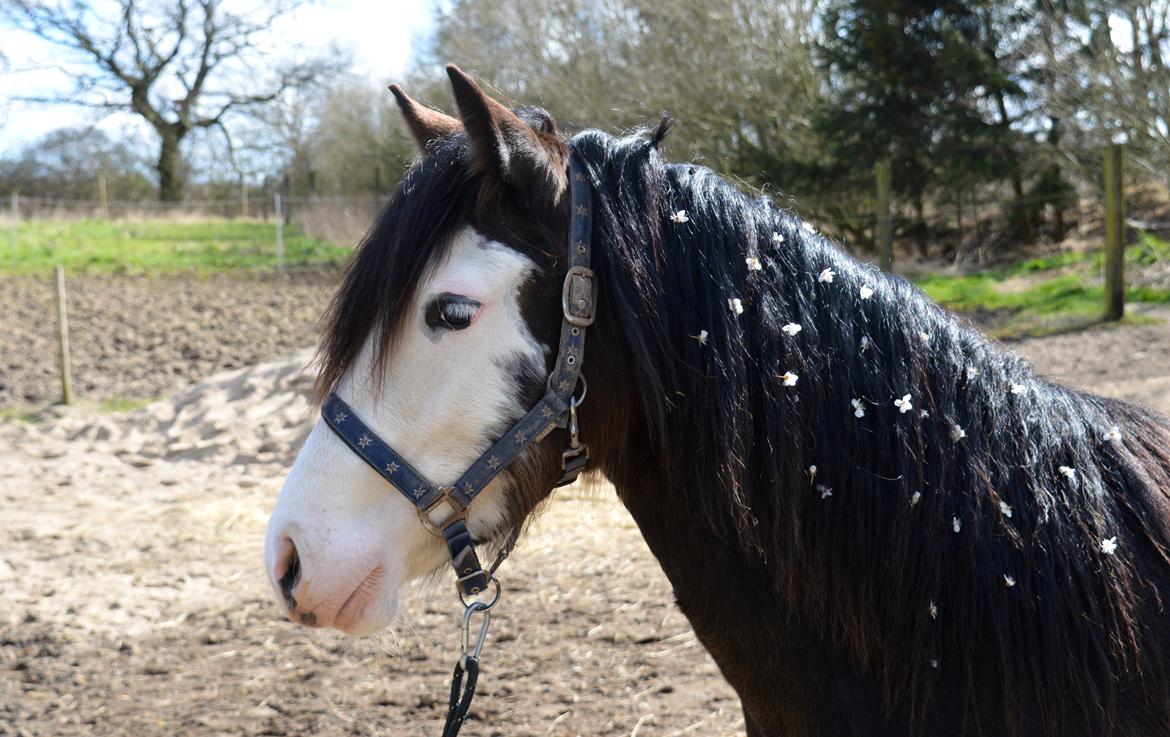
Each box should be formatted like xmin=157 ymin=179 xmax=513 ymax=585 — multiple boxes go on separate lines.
xmin=5 ymin=193 xmax=383 ymax=243
xmin=4 ymin=148 xmax=1168 ymax=274
xmin=1 ymin=192 xmax=388 ymax=271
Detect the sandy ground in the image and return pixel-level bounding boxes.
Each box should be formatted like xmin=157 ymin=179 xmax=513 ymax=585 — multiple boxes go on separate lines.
xmin=0 ymin=353 xmax=744 ymax=737
xmin=2 ymin=276 xmax=1169 ymax=737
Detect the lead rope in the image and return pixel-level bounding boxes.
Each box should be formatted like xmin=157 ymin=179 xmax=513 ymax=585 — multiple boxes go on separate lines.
xmin=439 ymin=534 xmax=516 ymax=737
xmin=441 ymin=600 xmax=491 ymax=737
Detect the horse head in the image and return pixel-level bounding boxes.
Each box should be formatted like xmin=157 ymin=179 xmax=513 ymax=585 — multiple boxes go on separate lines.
xmin=264 ymin=66 xmax=585 ymax=634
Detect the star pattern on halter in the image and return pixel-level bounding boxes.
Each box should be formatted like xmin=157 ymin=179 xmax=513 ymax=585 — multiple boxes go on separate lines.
xmin=412 ymin=486 xmax=426 ymax=500
xmin=576 ymin=205 xmax=589 ymax=216
xmin=541 ymin=405 xmax=554 ymax=419
xmin=358 ymin=433 xmax=372 ymax=448
xmin=384 ymin=462 xmax=399 ymax=475
xmin=514 ymin=430 xmax=528 ymax=444
xmin=487 ymin=456 xmax=501 ymax=470
xmin=334 ymin=410 xmax=347 ymax=423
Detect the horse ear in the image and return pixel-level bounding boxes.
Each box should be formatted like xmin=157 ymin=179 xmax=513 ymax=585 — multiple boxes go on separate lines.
xmin=388 ymin=84 xmax=461 ymax=152
xmin=445 ymin=64 xmax=559 ymax=191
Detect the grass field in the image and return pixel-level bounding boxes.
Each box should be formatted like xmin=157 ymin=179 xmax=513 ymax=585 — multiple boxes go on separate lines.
xmin=914 ymin=234 xmax=1170 ymax=338
xmin=1 ymin=219 xmax=350 ymax=273
xmin=4 ymin=217 xmax=1170 ymax=339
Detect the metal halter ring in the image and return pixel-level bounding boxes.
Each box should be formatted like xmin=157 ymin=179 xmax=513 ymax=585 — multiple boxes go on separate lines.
xmin=458 ymin=573 xmax=502 ymax=610
xmin=571 ymin=375 xmax=587 ymax=407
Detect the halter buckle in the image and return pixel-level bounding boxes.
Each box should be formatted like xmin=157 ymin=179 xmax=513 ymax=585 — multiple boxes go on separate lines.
xmin=562 ymin=265 xmax=596 ymax=327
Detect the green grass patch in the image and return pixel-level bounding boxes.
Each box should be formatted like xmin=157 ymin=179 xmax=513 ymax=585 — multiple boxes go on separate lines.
xmin=97 ymin=396 xmax=158 ymax=413
xmin=0 ymin=396 xmax=160 ymax=421
xmin=0 ymin=405 xmax=42 ymax=423
xmin=2 ymin=219 xmax=350 ymax=274
xmin=914 ymin=237 xmax=1170 ymax=339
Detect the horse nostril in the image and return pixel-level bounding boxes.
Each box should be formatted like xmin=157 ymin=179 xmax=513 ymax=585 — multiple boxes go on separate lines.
xmin=278 ymin=539 xmax=301 ymax=610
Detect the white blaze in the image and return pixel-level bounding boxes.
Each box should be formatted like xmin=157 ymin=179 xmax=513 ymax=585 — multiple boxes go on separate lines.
xmin=265 ymin=227 xmax=546 ymax=633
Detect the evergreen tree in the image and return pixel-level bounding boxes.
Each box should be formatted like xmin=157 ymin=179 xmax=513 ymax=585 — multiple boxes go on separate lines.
xmin=816 ymin=1 xmax=1028 ymax=253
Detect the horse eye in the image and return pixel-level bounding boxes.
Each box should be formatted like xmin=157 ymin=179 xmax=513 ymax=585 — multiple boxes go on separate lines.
xmin=426 ymin=293 xmax=481 ymax=331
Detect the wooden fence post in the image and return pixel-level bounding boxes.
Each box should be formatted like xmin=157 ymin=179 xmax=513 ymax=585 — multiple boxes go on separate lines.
xmin=274 ymin=192 xmax=284 ymax=271
xmin=1103 ymin=142 xmax=1125 ymax=321
xmin=54 ymin=265 xmax=74 ymax=405
xmin=240 ymin=175 xmax=249 ymax=218
xmin=98 ymin=175 xmax=109 ymax=219
xmin=875 ymin=161 xmax=893 ymax=271
xmin=10 ymin=192 xmax=18 ymax=263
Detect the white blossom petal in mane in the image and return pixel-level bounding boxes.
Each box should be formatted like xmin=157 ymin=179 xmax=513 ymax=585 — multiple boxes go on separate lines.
xmin=728 ymin=297 xmax=744 ymax=316
xmin=966 ymin=367 xmax=981 ymax=380
xmin=910 ymin=491 xmax=922 ymax=506
xmin=782 ymin=322 xmax=803 ymax=337
xmin=951 ymin=423 xmax=967 ymax=442
xmin=1058 ymin=465 xmax=1077 ymax=482
xmin=920 ymin=409 xmax=930 ymax=418
xmin=1003 ymin=575 xmax=1017 ymax=588
xmin=859 ymin=284 xmax=874 ymax=300
xmin=952 ymin=516 xmax=961 ymax=533
xmin=930 ymin=659 xmax=939 ymax=669
xmin=746 ymin=255 xmax=763 ymax=271
xmin=894 ymin=394 xmax=913 ymax=414
xmin=818 ymin=268 xmax=835 ymax=284
xmin=670 ymin=209 xmax=689 ymax=223
xmin=999 ymin=501 xmax=1013 ymax=518
xmin=781 ymin=371 xmax=799 ymax=387
xmin=1010 ymin=382 xmax=1027 ymax=396
xmin=860 ymin=335 xmax=871 ymax=353
xmin=929 ymin=601 xmax=938 ymax=619
xmin=694 ymin=329 xmax=709 ymax=346
xmin=802 ymin=221 xmax=816 ymax=234
xmin=807 ymin=465 xmax=818 ymax=483
xmin=771 ymin=231 xmax=785 ymax=246
xmin=852 ymin=398 xmax=866 ymax=418
xmin=1103 ymin=425 xmax=1122 ymax=443
xmin=1100 ymin=536 xmax=1119 ymax=555
xmin=919 ymin=331 xmax=931 ymax=342
xmin=817 ymin=484 xmax=833 ymax=499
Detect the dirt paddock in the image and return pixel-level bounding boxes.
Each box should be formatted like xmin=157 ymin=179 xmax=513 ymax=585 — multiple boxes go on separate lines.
xmin=2 ymin=274 xmax=1170 ymax=737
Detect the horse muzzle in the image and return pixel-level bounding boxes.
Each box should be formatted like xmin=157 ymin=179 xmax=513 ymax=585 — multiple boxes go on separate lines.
xmin=265 ymin=519 xmax=401 ymax=635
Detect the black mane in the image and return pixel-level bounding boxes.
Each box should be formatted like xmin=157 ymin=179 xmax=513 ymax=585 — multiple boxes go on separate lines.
xmin=571 ymin=129 xmax=1170 ymax=734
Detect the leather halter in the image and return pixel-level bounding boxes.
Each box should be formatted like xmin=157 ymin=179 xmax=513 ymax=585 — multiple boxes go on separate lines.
xmin=321 ymin=149 xmax=596 ymax=600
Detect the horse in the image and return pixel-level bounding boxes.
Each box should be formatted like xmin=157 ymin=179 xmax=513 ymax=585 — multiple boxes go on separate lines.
xmin=264 ymin=65 xmax=1170 ymax=736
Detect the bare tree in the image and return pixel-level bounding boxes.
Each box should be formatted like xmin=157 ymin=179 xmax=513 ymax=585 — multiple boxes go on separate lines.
xmin=3 ymin=0 xmax=345 ymax=200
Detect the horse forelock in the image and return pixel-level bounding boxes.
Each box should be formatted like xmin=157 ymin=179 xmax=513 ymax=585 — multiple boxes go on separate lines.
xmin=314 ymin=127 xmax=569 ymax=402
xmin=314 ymin=137 xmax=474 ymax=400
xmin=570 ymin=128 xmax=1170 ymax=735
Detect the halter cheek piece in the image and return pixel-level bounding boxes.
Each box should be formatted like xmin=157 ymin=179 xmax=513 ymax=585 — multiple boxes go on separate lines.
xmin=320 ymin=149 xmax=596 ymax=736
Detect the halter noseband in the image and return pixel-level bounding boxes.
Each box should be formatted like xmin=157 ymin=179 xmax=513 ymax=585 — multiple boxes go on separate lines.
xmin=320 ymin=149 xmax=596 ymax=599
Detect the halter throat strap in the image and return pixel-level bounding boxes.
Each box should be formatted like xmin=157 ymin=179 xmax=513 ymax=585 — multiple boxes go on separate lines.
xmin=321 ymin=149 xmax=595 ymax=598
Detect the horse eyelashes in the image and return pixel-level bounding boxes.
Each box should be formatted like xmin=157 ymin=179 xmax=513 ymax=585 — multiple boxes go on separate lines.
xmin=426 ymin=293 xmax=481 ymax=330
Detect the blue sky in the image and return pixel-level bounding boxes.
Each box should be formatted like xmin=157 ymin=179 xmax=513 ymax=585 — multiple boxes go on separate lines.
xmin=0 ymin=0 xmax=437 ymax=154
